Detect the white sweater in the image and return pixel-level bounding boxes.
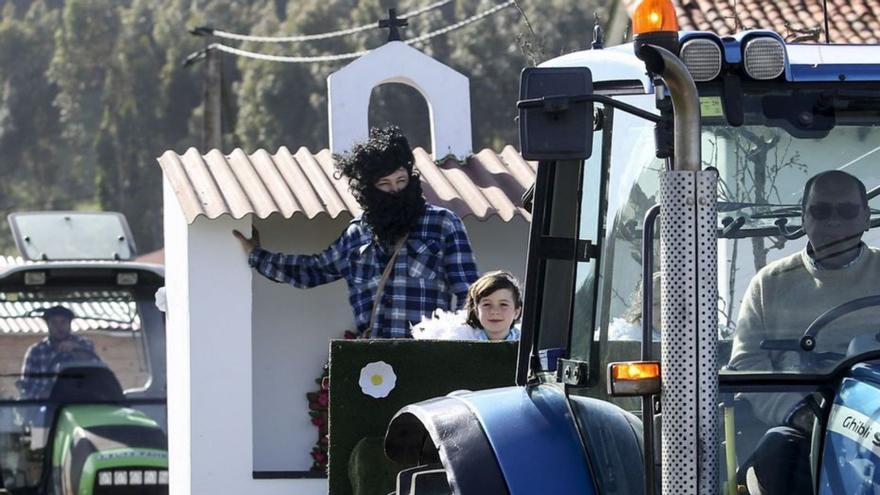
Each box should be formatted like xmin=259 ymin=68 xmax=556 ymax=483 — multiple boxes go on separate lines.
xmin=729 ymin=245 xmax=880 ymax=423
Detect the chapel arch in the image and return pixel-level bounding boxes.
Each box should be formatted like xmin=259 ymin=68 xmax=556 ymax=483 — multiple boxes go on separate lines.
xmin=368 ymin=81 xmax=432 ymax=153
xmin=328 ymin=41 xmax=472 ymax=159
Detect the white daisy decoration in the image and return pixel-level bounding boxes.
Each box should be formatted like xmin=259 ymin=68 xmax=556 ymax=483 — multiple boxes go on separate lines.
xmin=358 ymin=361 xmax=397 ymax=398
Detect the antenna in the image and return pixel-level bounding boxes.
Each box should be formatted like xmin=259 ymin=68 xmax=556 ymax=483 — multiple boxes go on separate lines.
xmin=823 ymin=0 xmax=831 ymax=43
xmin=592 ymin=12 xmax=604 ymax=49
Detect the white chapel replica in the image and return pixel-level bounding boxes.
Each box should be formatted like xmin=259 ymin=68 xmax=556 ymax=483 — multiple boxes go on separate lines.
xmin=158 ymin=38 xmax=534 ymax=494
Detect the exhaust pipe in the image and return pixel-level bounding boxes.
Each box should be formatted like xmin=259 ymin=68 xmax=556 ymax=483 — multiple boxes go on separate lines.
xmin=637 ymin=44 xmax=719 ymax=495
xmin=636 ymin=44 xmax=701 ymax=172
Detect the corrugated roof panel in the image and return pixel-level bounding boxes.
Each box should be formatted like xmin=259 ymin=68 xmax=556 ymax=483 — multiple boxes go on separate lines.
xmin=227 ymin=148 xmax=277 ymax=219
xmin=271 ymin=148 xmax=325 ymax=218
xmin=294 ymin=147 xmax=350 ymax=217
xmin=250 ymin=149 xmax=299 ymax=218
xmin=157 ymin=146 xmax=537 ymax=224
xmin=205 ymin=149 xmax=254 ymax=220
xmin=0 ymin=302 xmax=140 ymax=334
xmin=159 ymin=150 xmax=209 ymax=220
xmin=413 ymin=151 xmax=459 ymax=203
xmin=314 ymin=149 xmax=363 ymax=214
xmin=0 ymin=259 xmax=142 ymax=334
xmin=467 ymin=149 xmax=521 ymax=222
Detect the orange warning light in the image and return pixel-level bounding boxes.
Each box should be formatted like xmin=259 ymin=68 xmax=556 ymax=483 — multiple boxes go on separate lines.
xmin=632 ymin=0 xmax=680 ymax=35
xmin=607 ymin=361 xmax=661 ymax=396
xmin=611 ymin=362 xmax=661 ymax=381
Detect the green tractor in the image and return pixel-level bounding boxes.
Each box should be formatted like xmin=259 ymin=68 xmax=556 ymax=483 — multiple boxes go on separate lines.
xmin=0 ymin=212 xmax=168 ymax=494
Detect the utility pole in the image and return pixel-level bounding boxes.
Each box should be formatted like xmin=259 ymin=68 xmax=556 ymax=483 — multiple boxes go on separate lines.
xmin=204 ymin=46 xmax=223 ymax=151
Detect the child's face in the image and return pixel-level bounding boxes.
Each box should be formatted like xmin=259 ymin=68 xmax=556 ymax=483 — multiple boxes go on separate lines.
xmin=477 ymin=288 xmax=521 ymax=340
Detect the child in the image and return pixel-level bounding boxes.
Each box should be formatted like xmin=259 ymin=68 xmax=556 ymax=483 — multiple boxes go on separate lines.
xmin=412 ymin=270 xmax=522 ymax=341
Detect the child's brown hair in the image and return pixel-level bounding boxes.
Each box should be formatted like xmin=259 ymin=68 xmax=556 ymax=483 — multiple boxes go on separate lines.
xmin=465 ymin=270 xmax=523 ymax=329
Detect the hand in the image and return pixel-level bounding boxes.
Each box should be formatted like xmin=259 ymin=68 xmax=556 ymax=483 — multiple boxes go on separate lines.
xmin=232 ymin=228 xmax=261 ymax=254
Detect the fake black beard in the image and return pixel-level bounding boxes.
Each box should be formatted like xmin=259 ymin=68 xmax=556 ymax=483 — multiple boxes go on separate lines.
xmin=359 ymin=179 xmax=427 ymax=243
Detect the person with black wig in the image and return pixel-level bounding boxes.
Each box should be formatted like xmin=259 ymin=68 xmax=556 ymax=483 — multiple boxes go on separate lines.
xmin=234 ymin=126 xmax=479 ymax=338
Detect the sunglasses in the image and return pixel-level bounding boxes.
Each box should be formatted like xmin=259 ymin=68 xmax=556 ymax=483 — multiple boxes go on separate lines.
xmin=807 ymin=201 xmax=862 ymax=220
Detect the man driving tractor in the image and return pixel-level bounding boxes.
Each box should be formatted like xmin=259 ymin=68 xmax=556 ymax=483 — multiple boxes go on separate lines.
xmin=729 ymin=170 xmax=880 ymax=493
xmin=19 ymin=306 xmax=98 ymax=399
xmin=730 ymin=170 xmax=880 ymax=422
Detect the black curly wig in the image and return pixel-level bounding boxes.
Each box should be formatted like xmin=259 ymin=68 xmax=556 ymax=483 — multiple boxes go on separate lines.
xmin=335 ymin=126 xmax=426 ymax=242
xmin=335 ymin=126 xmax=416 ymax=194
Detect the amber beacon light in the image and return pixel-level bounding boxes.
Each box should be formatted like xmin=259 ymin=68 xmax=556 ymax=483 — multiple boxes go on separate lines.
xmin=632 ymin=0 xmax=681 ymax=56
xmin=633 ymin=0 xmax=680 ymax=34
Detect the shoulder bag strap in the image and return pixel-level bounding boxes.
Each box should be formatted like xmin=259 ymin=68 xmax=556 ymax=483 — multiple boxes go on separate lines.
xmin=363 ymin=235 xmax=407 ymax=338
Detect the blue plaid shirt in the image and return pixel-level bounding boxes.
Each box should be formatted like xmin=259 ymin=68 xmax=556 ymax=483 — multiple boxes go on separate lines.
xmin=20 ymin=335 xmax=95 ymax=399
xmin=249 ymin=205 xmax=479 ymax=338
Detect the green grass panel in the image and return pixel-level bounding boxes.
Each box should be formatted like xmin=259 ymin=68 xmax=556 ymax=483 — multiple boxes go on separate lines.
xmin=328 ymin=339 xmax=517 ymax=495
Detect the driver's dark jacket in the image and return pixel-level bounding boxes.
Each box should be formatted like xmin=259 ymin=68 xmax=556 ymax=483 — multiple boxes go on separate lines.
xmin=729 ymin=245 xmax=880 ymax=424
xmin=20 ymin=335 xmax=95 ymax=399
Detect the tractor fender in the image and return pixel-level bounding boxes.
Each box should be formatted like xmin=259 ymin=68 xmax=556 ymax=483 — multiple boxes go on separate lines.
xmin=567 ymin=394 xmax=647 ymax=494
xmin=819 ymin=363 xmax=880 ymax=493
xmin=385 ymin=384 xmax=596 ymax=495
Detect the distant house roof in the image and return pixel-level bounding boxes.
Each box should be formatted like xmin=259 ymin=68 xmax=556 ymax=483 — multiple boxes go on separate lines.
xmin=624 ymin=0 xmax=880 ymax=44
xmin=157 ymin=146 xmax=536 ymax=225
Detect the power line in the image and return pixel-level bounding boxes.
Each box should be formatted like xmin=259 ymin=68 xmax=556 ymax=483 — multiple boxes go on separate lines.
xmin=209 ymin=43 xmax=370 ymax=63
xmin=193 ymin=1 xmax=516 ymax=65
xmin=194 ymin=0 xmax=453 ymax=44
xmin=408 ymin=0 xmax=513 ymax=46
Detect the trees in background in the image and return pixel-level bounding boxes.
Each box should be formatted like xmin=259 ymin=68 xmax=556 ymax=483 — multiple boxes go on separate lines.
xmin=0 ymin=0 xmax=615 ymax=254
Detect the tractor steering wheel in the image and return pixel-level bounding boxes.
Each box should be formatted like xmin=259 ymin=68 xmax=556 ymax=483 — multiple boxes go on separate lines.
xmin=799 ymin=294 xmax=880 ymax=367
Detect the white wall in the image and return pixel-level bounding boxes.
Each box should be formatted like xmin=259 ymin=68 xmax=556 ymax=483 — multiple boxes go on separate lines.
xmin=166 ymin=175 xmax=326 ymax=494
xmin=251 ymin=214 xmax=355 ymax=471
xmin=250 ymin=214 xmax=531 ymax=470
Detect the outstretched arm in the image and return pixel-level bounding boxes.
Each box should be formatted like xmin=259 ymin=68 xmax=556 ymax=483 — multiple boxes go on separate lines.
xmin=245 ymin=228 xmax=351 ymax=288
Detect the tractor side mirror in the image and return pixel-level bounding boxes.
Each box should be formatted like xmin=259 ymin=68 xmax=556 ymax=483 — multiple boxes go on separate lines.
xmin=518 ymin=67 xmax=594 ymax=160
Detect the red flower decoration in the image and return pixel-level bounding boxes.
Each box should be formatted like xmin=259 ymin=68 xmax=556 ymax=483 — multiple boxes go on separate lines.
xmin=307 ymin=332 xmax=353 ymax=472
xmin=310 ymin=449 xmax=328 ymax=464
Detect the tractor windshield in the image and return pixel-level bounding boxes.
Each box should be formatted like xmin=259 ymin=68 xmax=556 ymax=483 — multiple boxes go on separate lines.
xmin=0 ymin=285 xmax=165 ymax=492
xmin=571 ymin=83 xmax=880 ymax=397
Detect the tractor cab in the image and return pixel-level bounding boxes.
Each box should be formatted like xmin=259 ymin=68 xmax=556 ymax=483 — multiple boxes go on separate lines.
xmin=383 ymin=2 xmax=880 ymax=493
xmin=518 ymin=22 xmax=880 ymax=495
xmin=560 ymin=54 xmax=880 ymax=493
xmin=0 ymin=212 xmax=168 ymax=495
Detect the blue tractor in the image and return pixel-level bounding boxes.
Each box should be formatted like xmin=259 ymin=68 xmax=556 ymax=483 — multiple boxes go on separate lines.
xmin=383 ymin=1 xmax=880 ymax=493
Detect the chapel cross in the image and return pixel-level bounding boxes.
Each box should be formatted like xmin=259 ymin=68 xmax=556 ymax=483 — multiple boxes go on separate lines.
xmin=378 ymin=8 xmax=408 ymax=42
